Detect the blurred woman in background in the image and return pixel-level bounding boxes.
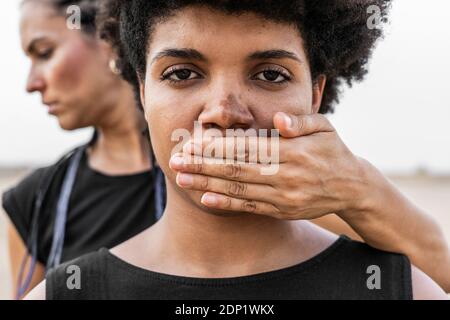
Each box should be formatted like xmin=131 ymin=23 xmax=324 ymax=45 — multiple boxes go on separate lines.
xmin=2 ymin=0 xmax=165 ymax=298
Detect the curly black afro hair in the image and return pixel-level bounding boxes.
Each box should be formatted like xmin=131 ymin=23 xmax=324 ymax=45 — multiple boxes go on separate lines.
xmin=98 ymin=0 xmax=392 ymax=114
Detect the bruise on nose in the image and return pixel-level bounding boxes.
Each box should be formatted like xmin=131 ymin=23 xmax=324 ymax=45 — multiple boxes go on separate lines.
xmin=218 ymin=94 xmax=253 ymax=125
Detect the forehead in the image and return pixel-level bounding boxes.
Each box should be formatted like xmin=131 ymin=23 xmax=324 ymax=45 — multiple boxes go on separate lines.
xmin=20 ymin=2 xmax=66 ymax=44
xmin=148 ymin=6 xmax=307 ymax=61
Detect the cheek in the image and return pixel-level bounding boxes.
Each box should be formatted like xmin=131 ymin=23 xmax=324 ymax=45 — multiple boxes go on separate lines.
xmin=47 ymin=43 xmax=92 ymax=96
xmin=146 ymin=88 xmax=198 ymax=174
xmin=248 ymin=84 xmax=314 ymax=128
xmin=49 ymin=50 xmax=83 ymax=90
xmin=46 ymin=41 xmax=111 ymax=128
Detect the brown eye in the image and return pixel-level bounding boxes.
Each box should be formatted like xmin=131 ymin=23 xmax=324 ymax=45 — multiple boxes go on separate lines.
xmin=174 ymin=69 xmax=192 ymax=80
xmin=262 ymin=70 xmax=281 ymax=81
xmin=161 ymin=67 xmax=202 ymax=83
xmin=253 ymin=67 xmax=291 ymax=84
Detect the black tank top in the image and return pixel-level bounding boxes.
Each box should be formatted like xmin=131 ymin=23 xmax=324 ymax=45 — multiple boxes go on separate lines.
xmin=2 ymin=147 xmax=156 ymax=265
xmin=46 ymin=236 xmax=412 ymax=299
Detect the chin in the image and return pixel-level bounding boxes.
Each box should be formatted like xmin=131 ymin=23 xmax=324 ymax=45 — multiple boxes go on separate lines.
xmin=57 ymin=115 xmax=84 ymax=131
xmin=58 ymin=120 xmax=79 ymax=131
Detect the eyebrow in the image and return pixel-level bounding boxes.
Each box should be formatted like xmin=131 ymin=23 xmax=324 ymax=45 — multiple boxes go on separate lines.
xmin=150 ymin=48 xmax=208 ymax=65
xmin=247 ymin=50 xmax=303 ymax=64
xmin=150 ymin=48 xmax=302 ymax=66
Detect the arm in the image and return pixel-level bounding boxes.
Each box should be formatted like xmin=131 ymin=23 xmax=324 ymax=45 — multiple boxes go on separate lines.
xmin=312 ymin=214 xmax=362 ymax=241
xmin=337 ymin=159 xmax=450 ymax=293
xmin=23 ymin=280 xmax=46 ymax=300
xmin=2 ymin=168 xmax=48 ymax=298
xmin=8 ymin=221 xmax=46 ymax=299
xmin=312 ymin=182 xmax=450 ymax=294
xmin=411 ymin=265 xmax=448 ymax=300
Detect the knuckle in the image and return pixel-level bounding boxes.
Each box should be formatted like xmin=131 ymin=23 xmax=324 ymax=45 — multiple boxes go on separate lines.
xmin=279 ymin=191 xmax=300 ymax=209
xmin=228 ymin=181 xmax=247 ymax=197
xmin=296 ymin=192 xmax=312 ymax=206
xmin=283 ymin=190 xmax=296 ymax=201
xmin=223 ymin=196 xmax=232 ymax=208
xmin=241 ymin=200 xmax=257 ymax=213
xmin=193 ymin=163 xmax=203 ymax=174
xmin=223 ymin=163 xmax=242 ymax=178
xmin=199 ymin=176 xmax=209 ymax=190
xmin=297 ymin=116 xmax=306 ymax=132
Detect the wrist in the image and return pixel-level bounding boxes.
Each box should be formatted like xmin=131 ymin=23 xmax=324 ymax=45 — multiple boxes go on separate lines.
xmin=337 ymin=157 xmax=385 ymax=224
xmin=336 ymin=157 xmax=409 ymax=251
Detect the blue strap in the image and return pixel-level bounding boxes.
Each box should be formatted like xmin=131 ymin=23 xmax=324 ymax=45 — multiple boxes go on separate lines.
xmin=153 ymin=167 xmax=166 ymax=220
xmin=46 ymin=147 xmax=84 ymax=271
xmin=16 ymin=147 xmax=80 ymax=298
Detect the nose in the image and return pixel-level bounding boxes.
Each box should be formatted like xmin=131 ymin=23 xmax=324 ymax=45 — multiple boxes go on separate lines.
xmin=198 ymin=80 xmax=254 ymax=131
xmin=26 ymin=68 xmax=46 ymax=93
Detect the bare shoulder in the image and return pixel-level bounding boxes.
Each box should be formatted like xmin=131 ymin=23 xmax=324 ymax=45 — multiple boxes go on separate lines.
xmin=412 ymin=265 xmax=448 ymax=300
xmin=297 ymin=220 xmax=340 ymax=244
xmin=24 ymin=280 xmax=46 ymax=300
xmin=292 ymin=220 xmax=340 ymax=253
xmin=109 ymin=226 xmax=157 ymax=266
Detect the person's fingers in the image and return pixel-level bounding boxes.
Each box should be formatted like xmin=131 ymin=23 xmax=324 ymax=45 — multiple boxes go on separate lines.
xmin=181 ymin=136 xmax=284 ymax=164
xmin=175 ymin=171 xmax=277 ymax=202
xmin=200 ymin=192 xmax=280 ymax=217
xmin=169 ymin=153 xmax=277 ymax=184
xmin=273 ymin=112 xmax=335 ymax=138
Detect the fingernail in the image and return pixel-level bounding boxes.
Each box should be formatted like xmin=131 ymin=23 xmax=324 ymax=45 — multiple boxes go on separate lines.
xmin=201 ymin=193 xmax=218 ymax=206
xmin=177 ymin=173 xmax=193 ymax=187
xmin=170 ymin=154 xmax=184 ymax=168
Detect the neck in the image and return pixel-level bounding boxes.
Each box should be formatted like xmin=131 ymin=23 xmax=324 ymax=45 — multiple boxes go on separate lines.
xmin=152 ymin=181 xmax=312 ymax=277
xmin=89 ymin=85 xmax=151 ymax=175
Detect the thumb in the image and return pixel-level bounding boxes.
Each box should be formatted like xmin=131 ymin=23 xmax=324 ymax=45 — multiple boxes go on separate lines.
xmin=273 ymin=112 xmax=335 ymax=138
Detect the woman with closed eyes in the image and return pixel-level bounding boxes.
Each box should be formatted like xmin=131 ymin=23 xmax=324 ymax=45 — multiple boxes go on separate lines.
xmin=3 ymin=0 xmax=165 ymax=298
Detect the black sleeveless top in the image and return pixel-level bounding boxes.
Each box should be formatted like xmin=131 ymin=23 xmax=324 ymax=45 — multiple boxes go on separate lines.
xmin=46 ymin=236 xmax=413 ymax=300
xmin=2 ymin=147 xmax=156 ymax=265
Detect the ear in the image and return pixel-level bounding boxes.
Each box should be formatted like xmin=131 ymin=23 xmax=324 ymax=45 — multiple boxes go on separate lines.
xmin=311 ymin=75 xmax=327 ymax=114
xmin=98 ymin=39 xmax=115 ymax=60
